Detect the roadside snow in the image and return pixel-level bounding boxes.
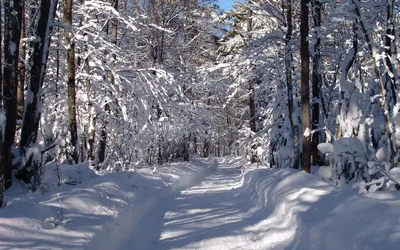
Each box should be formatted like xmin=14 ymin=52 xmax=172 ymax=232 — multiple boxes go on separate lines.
xmin=240 ymin=168 xmax=400 ymax=250
xmin=0 ymin=159 xmax=217 ymax=250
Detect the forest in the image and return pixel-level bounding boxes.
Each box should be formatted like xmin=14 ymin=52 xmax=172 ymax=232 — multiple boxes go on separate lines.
xmin=0 ymin=0 xmax=400 ymax=248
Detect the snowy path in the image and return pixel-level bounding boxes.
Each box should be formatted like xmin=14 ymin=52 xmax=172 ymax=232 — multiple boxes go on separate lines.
xmin=119 ymin=160 xmax=286 ymax=250
xmin=3 ymin=159 xmax=400 ymax=250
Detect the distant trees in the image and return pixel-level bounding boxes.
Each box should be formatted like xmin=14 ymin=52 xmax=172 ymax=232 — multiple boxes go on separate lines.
xmin=219 ymin=0 xmax=400 ymax=186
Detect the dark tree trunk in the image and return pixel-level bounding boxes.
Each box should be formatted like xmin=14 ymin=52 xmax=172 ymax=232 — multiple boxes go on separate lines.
xmin=17 ymin=1 xmax=25 ymax=121
xmin=311 ymin=0 xmax=322 ymax=165
xmin=3 ymin=0 xmax=23 ymax=189
xmin=193 ymin=135 xmax=198 ymax=154
xmin=300 ymin=0 xmax=311 ymax=173
xmin=18 ymin=0 xmax=58 ymax=185
xmin=203 ymin=131 xmax=209 ymax=158
xmin=249 ymin=81 xmax=256 ymax=133
xmin=0 ymin=0 xmax=4 ymax=207
xmin=0 ymin=135 xmax=3 ymax=207
xmin=183 ymin=135 xmax=189 ymax=161
xmin=385 ymin=0 xmax=397 ymax=105
xmin=56 ymin=17 xmax=60 ymax=97
xmin=65 ymin=0 xmax=79 ymax=163
xmin=246 ymin=10 xmax=256 ymax=133
xmin=97 ymin=103 xmax=109 ymax=165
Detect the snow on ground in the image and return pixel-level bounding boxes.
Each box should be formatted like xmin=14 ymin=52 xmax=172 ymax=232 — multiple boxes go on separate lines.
xmin=117 ymin=159 xmax=400 ymax=250
xmin=0 ymin=159 xmax=217 ymax=250
xmin=1 ymin=158 xmax=400 ymax=250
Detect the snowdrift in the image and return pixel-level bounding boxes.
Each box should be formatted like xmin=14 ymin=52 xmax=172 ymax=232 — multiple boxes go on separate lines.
xmin=240 ymin=167 xmax=400 ymax=250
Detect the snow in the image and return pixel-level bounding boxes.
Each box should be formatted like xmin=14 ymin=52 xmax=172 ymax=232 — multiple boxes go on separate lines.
xmin=303 ymin=127 xmax=311 ymax=137
xmin=2 ymin=158 xmax=400 ymax=250
xmin=0 ymin=159 xmax=217 ymax=250
xmin=116 ymin=160 xmax=400 ymax=250
xmin=317 ymin=142 xmax=333 ymax=154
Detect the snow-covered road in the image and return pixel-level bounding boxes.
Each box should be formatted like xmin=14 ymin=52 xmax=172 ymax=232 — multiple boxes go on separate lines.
xmin=119 ymin=160 xmax=290 ymax=250
xmin=3 ymin=158 xmax=400 ymax=250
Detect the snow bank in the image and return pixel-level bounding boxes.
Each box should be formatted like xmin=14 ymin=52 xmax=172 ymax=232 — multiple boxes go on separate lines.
xmin=240 ymin=168 xmax=400 ymax=250
xmin=0 ymin=160 xmax=216 ymax=250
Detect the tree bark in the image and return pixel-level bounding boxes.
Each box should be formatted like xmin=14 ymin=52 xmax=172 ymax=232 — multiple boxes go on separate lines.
xmin=311 ymin=0 xmax=322 ymax=165
xmin=300 ymin=0 xmax=311 ymax=173
xmin=3 ymin=0 xmax=23 ymax=189
xmin=0 ymin=0 xmax=4 ymax=206
xmin=65 ymin=0 xmax=79 ymax=163
xmin=17 ymin=1 xmax=26 ymax=121
xmin=384 ymin=0 xmax=397 ymax=105
xmin=247 ymin=11 xmax=256 ymax=133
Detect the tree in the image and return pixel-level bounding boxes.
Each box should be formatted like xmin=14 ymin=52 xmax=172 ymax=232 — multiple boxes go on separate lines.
xmin=65 ymin=0 xmax=79 ymax=163
xmin=284 ymin=0 xmax=299 ymax=169
xmin=2 ymin=0 xmax=23 ymax=189
xmin=300 ymin=0 xmax=311 ymax=173
xmin=311 ymin=0 xmax=322 ymax=165
xmin=97 ymin=0 xmax=119 ymax=167
xmin=17 ymin=1 xmax=26 ymax=120
xmin=0 ymin=0 xmax=3 ymax=206
xmin=17 ymin=0 xmax=59 ymax=187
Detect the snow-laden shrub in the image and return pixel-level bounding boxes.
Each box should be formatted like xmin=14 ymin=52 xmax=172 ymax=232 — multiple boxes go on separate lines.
xmin=16 ymin=145 xmax=44 ymax=192
xmin=317 ymin=138 xmax=394 ymax=192
xmin=318 ymin=138 xmax=372 ymax=186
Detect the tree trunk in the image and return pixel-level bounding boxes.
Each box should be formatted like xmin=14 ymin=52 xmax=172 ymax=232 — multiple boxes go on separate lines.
xmin=17 ymin=1 xmax=25 ymax=121
xmin=0 ymin=0 xmax=4 ymax=207
xmin=65 ymin=0 xmax=79 ymax=163
xmin=18 ymin=0 xmax=58 ymax=185
xmin=284 ymin=0 xmax=300 ymax=169
xmin=311 ymin=0 xmax=322 ymax=165
xmin=300 ymin=0 xmax=311 ymax=173
xmin=3 ymin=0 xmax=23 ymax=189
xmin=0 ymin=134 xmax=3 ymax=207
xmin=97 ymin=103 xmax=109 ymax=166
xmin=249 ymin=81 xmax=256 ymax=133
xmin=384 ymin=0 xmax=397 ymax=106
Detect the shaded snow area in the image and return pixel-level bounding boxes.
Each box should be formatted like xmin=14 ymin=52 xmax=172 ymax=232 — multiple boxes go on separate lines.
xmin=1 ymin=158 xmax=400 ymax=250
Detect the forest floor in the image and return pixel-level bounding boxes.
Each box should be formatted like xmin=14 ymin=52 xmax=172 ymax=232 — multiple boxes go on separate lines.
xmin=1 ymin=158 xmax=400 ymax=249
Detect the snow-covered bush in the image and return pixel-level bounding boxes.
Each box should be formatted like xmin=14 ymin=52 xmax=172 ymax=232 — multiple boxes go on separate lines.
xmin=317 ymin=138 xmax=392 ymax=192
xmin=319 ymin=138 xmax=373 ymax=186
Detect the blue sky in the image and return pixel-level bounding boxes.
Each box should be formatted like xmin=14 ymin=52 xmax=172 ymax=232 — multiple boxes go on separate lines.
xmin=217 ymin=0 xmax=242 ymax=10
